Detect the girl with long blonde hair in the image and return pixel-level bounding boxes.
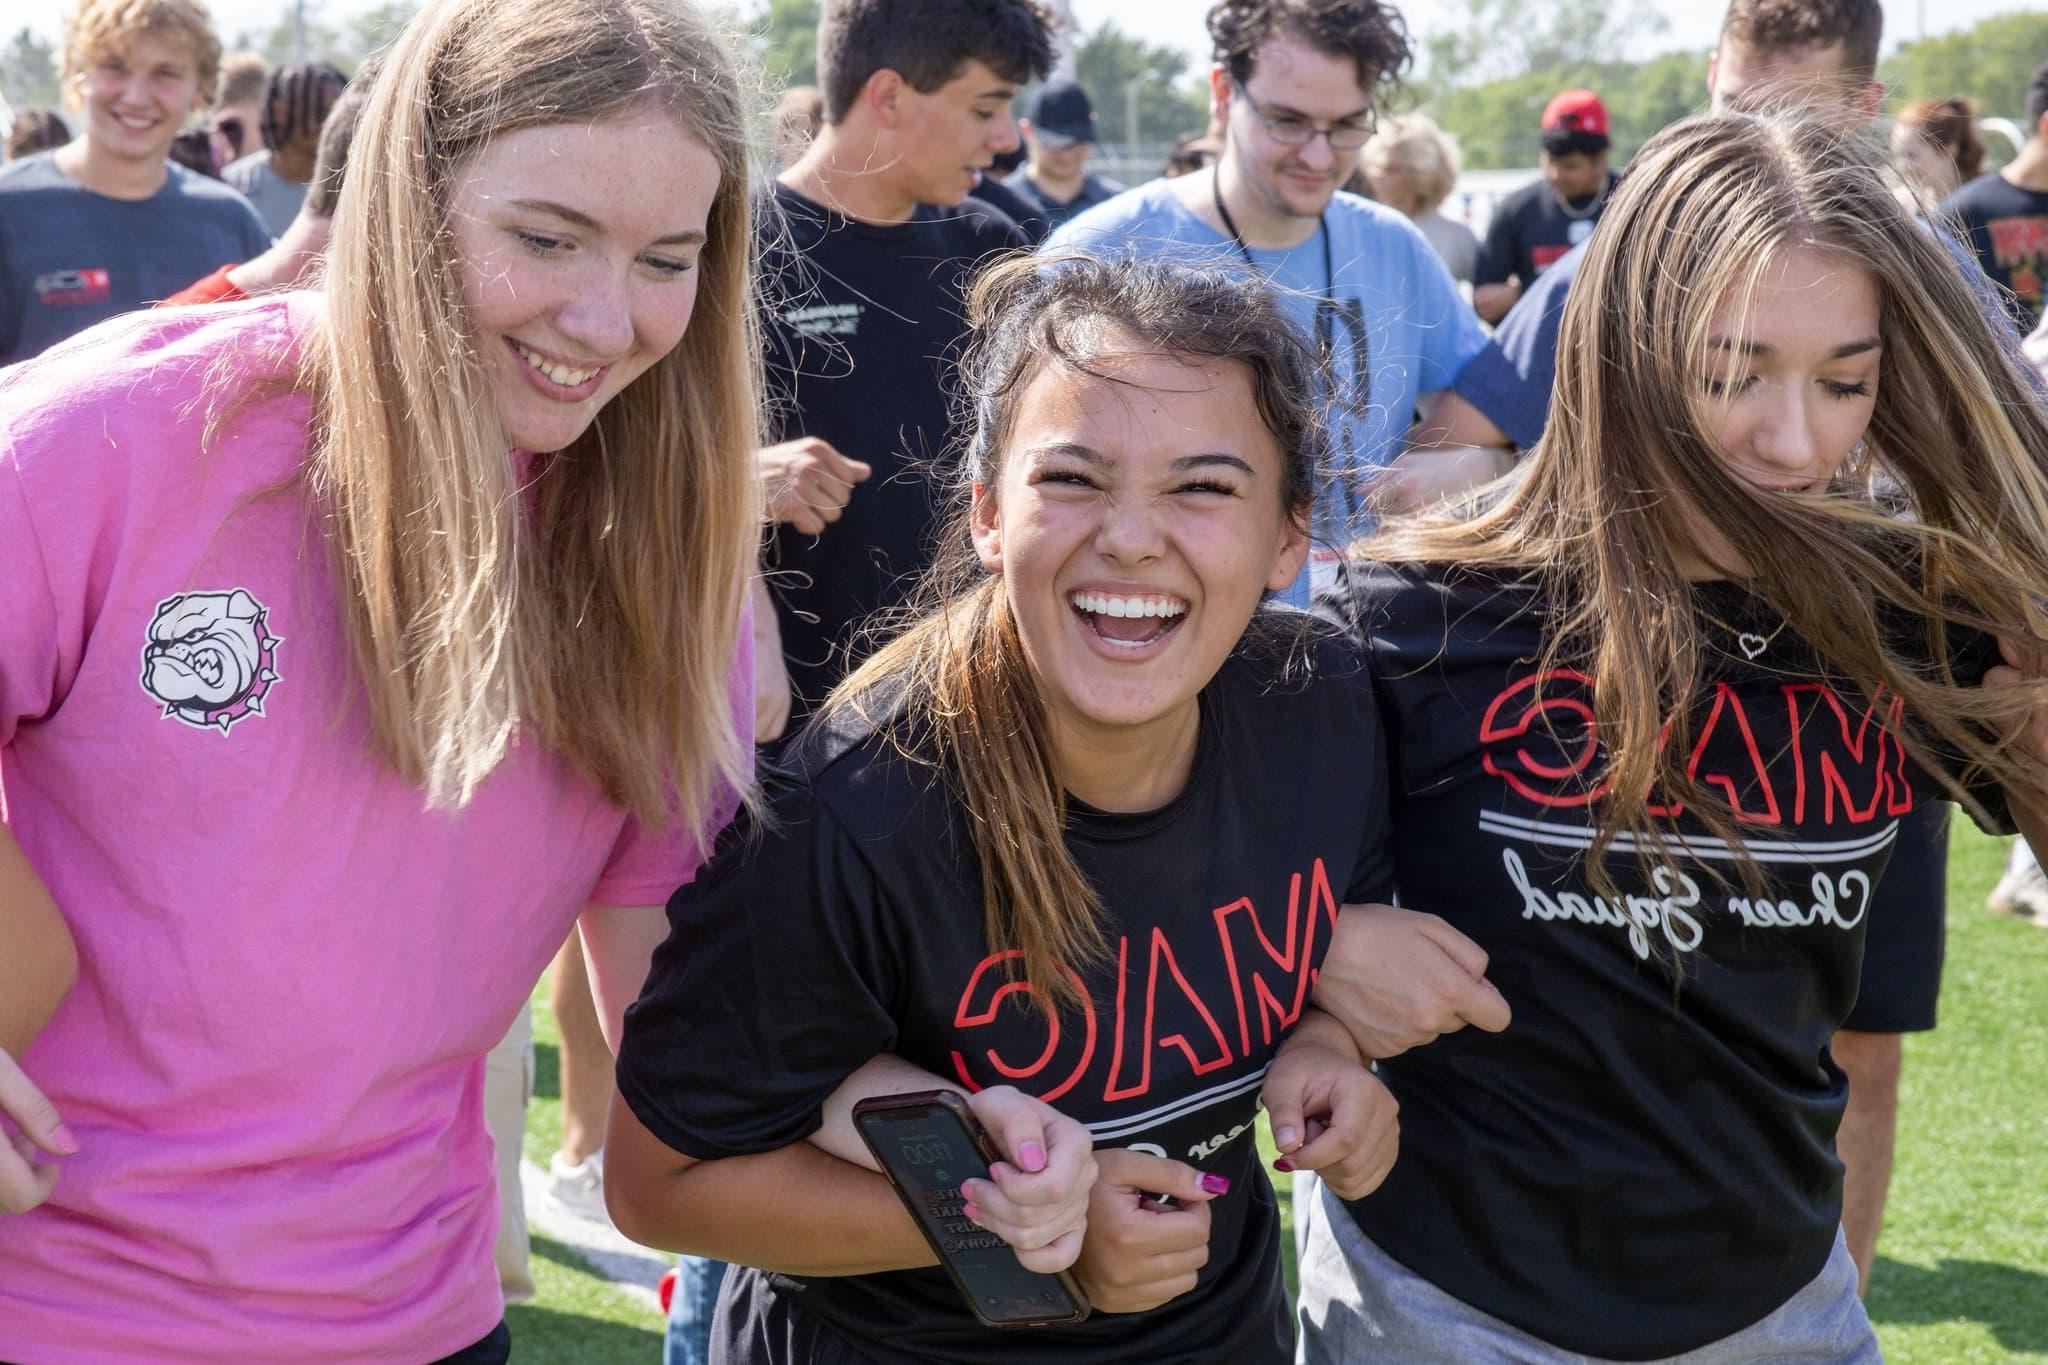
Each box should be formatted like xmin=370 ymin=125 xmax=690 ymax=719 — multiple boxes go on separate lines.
xmin=1298 ymin=108 xmax=2048 ymax=1362
xmin=0 ymin=0 xmax=759 ymax=1357
xmin=606 ymin=254 xmax=1402 ymax=1365
xmin=1361 ymin=113 xmax=1478 ymax=284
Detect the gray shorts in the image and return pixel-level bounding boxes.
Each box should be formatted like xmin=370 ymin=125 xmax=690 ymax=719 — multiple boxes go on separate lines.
xmin=1296 ymin=1176 xmax=1881 ymax=1364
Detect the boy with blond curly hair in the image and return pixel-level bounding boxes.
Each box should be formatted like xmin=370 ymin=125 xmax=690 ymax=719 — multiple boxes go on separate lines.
xmin=0 ymin=0 xmax=268 ymax=361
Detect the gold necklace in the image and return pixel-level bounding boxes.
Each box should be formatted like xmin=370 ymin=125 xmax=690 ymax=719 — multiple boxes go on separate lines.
xmin=1696 ymin=604 xmax=1787 ymax=661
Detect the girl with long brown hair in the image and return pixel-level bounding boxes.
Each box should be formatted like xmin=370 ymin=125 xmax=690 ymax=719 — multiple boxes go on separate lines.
xmin=1300 ymin=109 xmax=2048 ymax=1362
xmin=1889 ymin=95 xmax=1985 ymax=209
xmin=606 ymin=253 xmax=1402 ymax=1364
xmin=0 ymin=0 xmax=758 ymax=1358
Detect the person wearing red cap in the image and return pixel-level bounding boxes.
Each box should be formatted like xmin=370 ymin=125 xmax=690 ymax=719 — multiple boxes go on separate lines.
xmin=1470 ymin=88 xmax=1617 ymax=323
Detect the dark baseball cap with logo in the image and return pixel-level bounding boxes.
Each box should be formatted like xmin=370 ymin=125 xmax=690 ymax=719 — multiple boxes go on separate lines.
xmin=1023 ymin=81 xmax=1099 ymax=147
xmin=1540 ymin=89 xmax=1610 ymax=156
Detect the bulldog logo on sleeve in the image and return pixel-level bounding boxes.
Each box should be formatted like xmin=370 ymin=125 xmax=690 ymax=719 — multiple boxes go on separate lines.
xmin=139 ymin=589 xmax=283 ymax=733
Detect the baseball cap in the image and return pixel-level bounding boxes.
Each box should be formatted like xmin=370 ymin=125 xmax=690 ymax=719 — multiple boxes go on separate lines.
xmin=1024 ymin=81 xmax=1099 ymax=146
xmin=1541 ymin=89 xmax=1609 ymax=139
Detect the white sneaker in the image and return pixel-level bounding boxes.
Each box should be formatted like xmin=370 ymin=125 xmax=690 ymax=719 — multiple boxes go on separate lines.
xmin=1987 ymin=841 xmax=2048 ymax=926
xmin=546 ymin=1150 xmax=614 ymax=1226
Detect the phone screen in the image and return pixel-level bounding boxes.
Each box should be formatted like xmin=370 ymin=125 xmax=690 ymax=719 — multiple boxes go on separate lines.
xmin=857 ymin=1101 xmax=1086 ymax=1327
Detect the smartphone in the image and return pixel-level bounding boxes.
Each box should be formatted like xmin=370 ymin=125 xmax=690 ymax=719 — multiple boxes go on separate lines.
xmin=853 ymin=1090 xmax=1090 ymax=1329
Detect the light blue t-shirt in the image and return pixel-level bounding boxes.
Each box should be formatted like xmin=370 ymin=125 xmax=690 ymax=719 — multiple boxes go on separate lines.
xmin=1046 ymin=180 xmax=1488 ymax=604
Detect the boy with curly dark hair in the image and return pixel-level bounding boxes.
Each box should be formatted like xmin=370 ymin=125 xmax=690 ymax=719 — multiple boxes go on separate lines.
xmin=1047 ymin=0 xmax=1486 ymax=607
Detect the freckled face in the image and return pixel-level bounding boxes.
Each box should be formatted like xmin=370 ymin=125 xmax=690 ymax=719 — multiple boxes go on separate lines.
xmin=445 ymin=109 xmax=719 ymax=453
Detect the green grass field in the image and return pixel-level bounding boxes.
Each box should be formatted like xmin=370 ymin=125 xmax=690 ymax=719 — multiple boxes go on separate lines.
xmin=514 ymin=823 xmax=2048 ymax=1362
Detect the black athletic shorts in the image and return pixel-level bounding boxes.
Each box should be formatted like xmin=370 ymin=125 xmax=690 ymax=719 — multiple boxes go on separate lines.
xmin=1843 ymin=802 xmax=1951 ymax=1034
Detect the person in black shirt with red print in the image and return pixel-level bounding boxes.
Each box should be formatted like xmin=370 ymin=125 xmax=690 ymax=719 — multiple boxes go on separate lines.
xmin=608 ymin=255 xmax=1402 ymax=1364
xmin=1373 ymin=0 xmax=2018 ymax=1301
xmin=1304 ymin=110 xmax=2048 ymax=1362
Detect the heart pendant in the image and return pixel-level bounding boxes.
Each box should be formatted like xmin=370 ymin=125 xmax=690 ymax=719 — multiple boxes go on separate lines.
xmin=1738 ymin=632 xmax=1768 ymax=660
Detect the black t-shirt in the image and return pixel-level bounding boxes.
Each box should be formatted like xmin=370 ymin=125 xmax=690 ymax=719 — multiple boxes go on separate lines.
xmin=757 ymin=185 xmax=1025 ymax=711
xmin=1941 ymin=172 xmax=2048 ymax=332
xmin=964 ymin=176 xmax=1046 ymax=246
xmin=1473 ymin=172 xmax=1618 ymax=290
xmin=1316 ymin=560 xmax=2004 ymax=1360
xmin=996 ymin=168 xmax=1126 ymax=241
xmin=618 ymin=623 xmax=1393 ymax=1364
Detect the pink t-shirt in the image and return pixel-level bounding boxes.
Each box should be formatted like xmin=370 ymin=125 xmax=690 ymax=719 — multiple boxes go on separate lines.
xmin=0 ymin=295 xmax=751 ymax=1362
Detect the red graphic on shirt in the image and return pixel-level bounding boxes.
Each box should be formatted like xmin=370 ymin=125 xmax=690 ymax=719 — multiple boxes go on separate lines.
xmin=1532 ymin=244 xmax=1573 ymax=272
xmin=1643 ymin=682 xmax=1781 ymax=823
xmin=1987 ymin=216 xmax=2048 ymax=307
xmin=947 ymin=858 xmax=1340 ymax=1103
xmin=1480 ymin=669 xmax=1913 ymax=825
xmin=33 ymin=269 xmax=111 ymax=308
xmin=1783 ymin=685 xmax=1914 ymax=823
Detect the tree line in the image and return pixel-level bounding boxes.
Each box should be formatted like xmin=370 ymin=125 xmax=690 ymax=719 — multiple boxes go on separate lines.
xmin=747 ymin=0 xmax=2048 ymax=170
xmin=1418 ymin=4 xmax=2048 ymax=168
xmin=6 ymin=2 xmax=2046 ymax=171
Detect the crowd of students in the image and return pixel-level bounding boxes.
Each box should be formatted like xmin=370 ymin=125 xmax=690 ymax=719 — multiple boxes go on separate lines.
xmin=3 ymin=0 xmax=2048 ymax=1363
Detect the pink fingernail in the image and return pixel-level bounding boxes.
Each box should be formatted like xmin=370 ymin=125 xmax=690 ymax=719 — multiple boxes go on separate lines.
xmin=962 ymin=1202 xmax=981 ymax=1223
xmin=1274 ymin=1126 xmax=1301 ymax=1150
xmin=1019 ymin=1141 xmax=1046 ymax=1173
xmin=1273 ymin=1158 xmax=1295 ymax=1174
xmin=51 ymin=1124 xmax=78 ymax=1155
xmin=1200 ymin=1172 xmax=1231 ymax=1195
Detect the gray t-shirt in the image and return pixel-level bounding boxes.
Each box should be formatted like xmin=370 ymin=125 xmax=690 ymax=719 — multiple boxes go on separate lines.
xmin=223 ymin=150 xmax=306 ymax=238
xmin=0 ymin=153 xmax=271 ymax=363
xmin=998 ymin=165 xmax=1125 ymax=237
xmin=1415 ymin=210 xmax=1479 ymax=284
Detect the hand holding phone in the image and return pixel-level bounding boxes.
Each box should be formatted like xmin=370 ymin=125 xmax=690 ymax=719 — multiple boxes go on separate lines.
xmin=953 ymin=1085 xmax=1096 ymax=1273
xmin=1071 ymin=1148 xmax=1225 ymax=1315
xmin=855 ymin=1089 xmax=1092 ymax=1328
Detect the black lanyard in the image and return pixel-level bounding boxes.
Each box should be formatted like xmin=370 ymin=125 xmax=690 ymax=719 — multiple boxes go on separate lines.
xmin=1211 ymin=171 xmax=1337 ymax=356
xmin=1211 ymin=172 xmax=1370 ymax=525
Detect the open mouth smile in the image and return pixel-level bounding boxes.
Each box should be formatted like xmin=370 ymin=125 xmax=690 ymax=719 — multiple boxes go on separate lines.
xmin=509 ymin=339 xmax=609 ymax=400
xmin=1069 ymin=590 xmax=1191 ymax=650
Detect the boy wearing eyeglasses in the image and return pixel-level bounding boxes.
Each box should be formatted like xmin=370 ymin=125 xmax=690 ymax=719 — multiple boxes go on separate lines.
xmin=1045 ymin=0 xmax=1486 ymax=606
